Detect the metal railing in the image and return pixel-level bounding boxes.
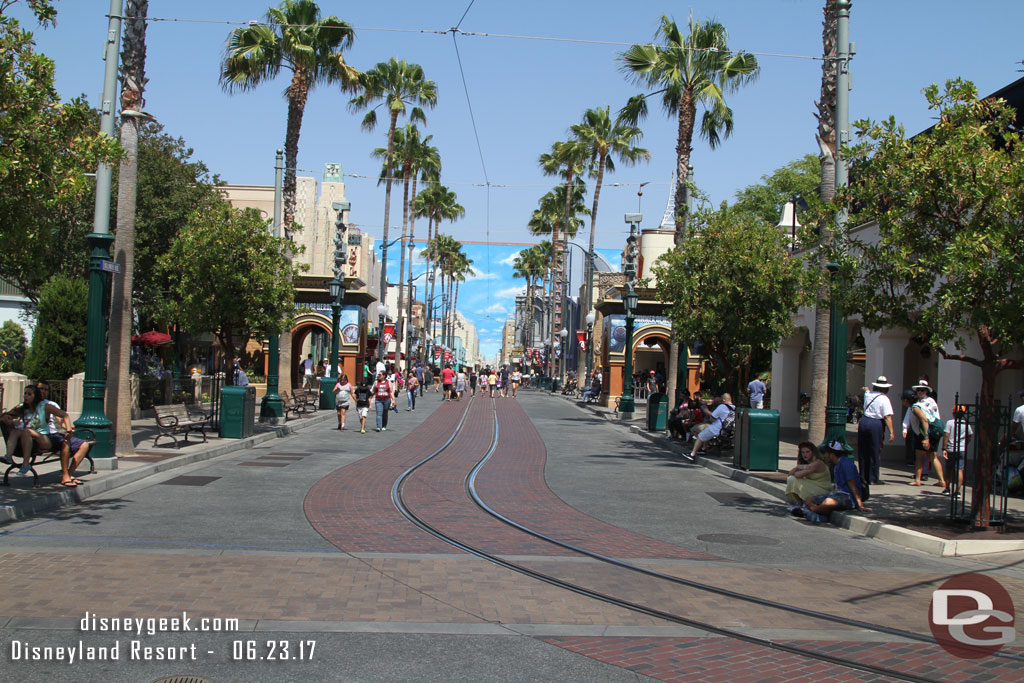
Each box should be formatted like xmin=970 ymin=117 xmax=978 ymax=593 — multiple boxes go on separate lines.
xmin=947 ymin=394 xmax=1013 ymax=527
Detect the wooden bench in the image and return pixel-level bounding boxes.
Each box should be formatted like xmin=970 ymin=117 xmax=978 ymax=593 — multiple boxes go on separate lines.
xmin=152 ymin=404 xmax=211 ymax=448
xmin=2 ymin=427 xmax=96 ymax=488
xmin=280 ymin=390 xmax=306 ymax=419
xmin=292 ymin=389 xmax=319 ymax=413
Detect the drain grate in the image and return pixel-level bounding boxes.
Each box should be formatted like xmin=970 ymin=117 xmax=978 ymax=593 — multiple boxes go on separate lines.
xmin=696 ymin=533 xmax=781 ymax=546
xmin=238 ymin=462 xmax=290 ymax=467
xmin=151 ymin=677 xmax=213 ymax=683
xmin=159 ymin=476 xmax=220 ymax=487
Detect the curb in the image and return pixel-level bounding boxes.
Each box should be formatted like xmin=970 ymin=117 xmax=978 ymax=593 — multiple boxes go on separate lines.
xmin=566 ymin=394 xmax=1024 ymax=557
xmin=0 ymin=411 xmax=335 ymax=524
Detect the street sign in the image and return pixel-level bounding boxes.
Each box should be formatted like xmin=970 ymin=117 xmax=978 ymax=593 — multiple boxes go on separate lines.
xmin=99 ymin=260 xmax=121 ymax=274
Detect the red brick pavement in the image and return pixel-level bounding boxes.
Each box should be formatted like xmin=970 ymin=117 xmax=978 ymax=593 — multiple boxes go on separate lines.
xmin=541 ymin=636 xmax=1024 ymax=682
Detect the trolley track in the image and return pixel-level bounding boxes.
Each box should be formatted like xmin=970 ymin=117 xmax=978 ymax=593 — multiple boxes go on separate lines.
xmin=391 ymin=396 xmax=1022 ymax=682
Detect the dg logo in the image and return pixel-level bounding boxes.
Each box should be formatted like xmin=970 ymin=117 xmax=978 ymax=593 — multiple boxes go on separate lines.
xmin=930 ymin=573 xmax=1016 ymax=658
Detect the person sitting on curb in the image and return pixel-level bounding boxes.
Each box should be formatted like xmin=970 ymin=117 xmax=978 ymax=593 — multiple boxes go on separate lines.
xmin=785 ymin=441 xmax=832 ymax=507
xmin=59 ymin=433 xmax=92 ymax=487
xmin=793 ymin=440 xmax=870 ymax=522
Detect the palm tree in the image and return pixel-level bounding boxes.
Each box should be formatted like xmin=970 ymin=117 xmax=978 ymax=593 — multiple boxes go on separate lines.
xmin=220 ymin=0 xmax=358 ymax=231
xmin=619 ymin=13 xmax=759 ymax=241
xmin=448 ymin=251 xmax=473 ymax=353
xmin=415 ymin=185 xmax=463 ymax=354
xmin=349 ymin=57 xmax=437 ymax=310
xmin=372 ymin=124 xmax=438 ymax=353
xmin=108 ymin=0 xmax=149 ymax=455
xmin=513 ymin=245 xmax=548 ymax=348
xmin=807 ymin=0 xmax=839 ymax=444
xmin=424 ymin=233 xmax=461 ymax=350
xmin=571 ymin=105 xmax=649 ymax=377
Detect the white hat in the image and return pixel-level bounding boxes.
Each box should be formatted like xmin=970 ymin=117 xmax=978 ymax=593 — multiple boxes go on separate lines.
xmin=871 ymin=375 xmax=892 ymax=389
xmin=912 ymin=379 xmax=932 ymax=392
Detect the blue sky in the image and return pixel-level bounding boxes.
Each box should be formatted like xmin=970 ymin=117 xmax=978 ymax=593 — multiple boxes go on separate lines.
xmin=12 ymin=1 xmax=1023 ymax=358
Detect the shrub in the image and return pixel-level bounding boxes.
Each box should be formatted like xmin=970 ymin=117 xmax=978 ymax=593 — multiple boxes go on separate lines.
xmin=23 ymin=274 xmax=88 ymax=380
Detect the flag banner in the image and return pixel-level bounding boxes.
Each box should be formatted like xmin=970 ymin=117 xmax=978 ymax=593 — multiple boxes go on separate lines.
xmin=382 ymin=322 xmax=396 ymax=348
xmin=533 ymin=349 xmax=541 ymax=362
xmin=576 ymin=330 xmax=586 ymax=351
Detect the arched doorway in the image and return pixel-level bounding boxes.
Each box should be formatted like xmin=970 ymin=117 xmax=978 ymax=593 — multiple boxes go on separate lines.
xmin=290 ymin=315 xmax=331 ymax=388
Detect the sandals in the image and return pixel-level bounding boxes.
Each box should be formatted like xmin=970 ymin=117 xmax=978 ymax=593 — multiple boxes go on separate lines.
xmin=908 ymin=481 xmax=923 ymax=486
xmin=60 ymin=480 xmax=77 ymax=488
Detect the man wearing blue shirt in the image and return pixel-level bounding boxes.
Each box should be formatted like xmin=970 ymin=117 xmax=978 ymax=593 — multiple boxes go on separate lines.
xmin=747 ymin=377 xmax=767 ymax=409
xmin=795 ymin=440 xmax=870 ymax=521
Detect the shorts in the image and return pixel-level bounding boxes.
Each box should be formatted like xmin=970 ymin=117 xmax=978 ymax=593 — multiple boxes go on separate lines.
xmin=336 ymin=402 xmax=350 ymax=411
xmin=358 ymin=406 xmax=369 ymax=418
xmin=67 ymin=435 xmax=87 ymax=453
xmin=443 ymin=383 xmax=452 ymax=393
xmin=911 ymin=430 xmax=936 ymax=453
xmin=46 ymin=432 xmax=65 ymax=451
xmin=811 ymin=490 xmax=853 ymax=511
xmin=947 ymin=451 xmax=966 ymax=471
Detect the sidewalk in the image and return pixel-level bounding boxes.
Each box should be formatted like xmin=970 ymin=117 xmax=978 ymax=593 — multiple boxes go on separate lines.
xmin=0 ymin=408 xmax=336 ymax=523
xmin=559 ymin=389 xmax=1024 ymax=557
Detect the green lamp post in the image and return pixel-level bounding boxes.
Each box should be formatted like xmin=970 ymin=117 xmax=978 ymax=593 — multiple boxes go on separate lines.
xmin=319 ymin=277 xmax=346 ymax=410
xmin=619 ymin=212 xmax=642 ymax=419
xmin=260 ymin=149 xmax=286 ymax=424
xmin=585 ymin=310 xmax=596 ymax=380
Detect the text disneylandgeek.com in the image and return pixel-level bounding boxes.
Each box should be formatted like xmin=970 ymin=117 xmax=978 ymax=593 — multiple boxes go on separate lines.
xmin=6 ymin=612 xmax=317 ymax=663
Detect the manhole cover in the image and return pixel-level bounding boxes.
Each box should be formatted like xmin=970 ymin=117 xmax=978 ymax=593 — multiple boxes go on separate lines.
xmin=696 ymin=533 xmax=781 ymax=546
xmin=159 ymin=476 xmax=220 ymax=487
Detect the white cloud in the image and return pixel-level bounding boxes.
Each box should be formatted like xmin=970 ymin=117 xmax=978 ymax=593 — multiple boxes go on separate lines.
xmin=495 ymin=286 xmax=525 ymax=299
xmin=465 ymin=266 xmax=499 ymax=281
xmin=483 ymin=303 xmax=507 ymax=315
xmin=497 ymin=250 xmax=523 ymax=267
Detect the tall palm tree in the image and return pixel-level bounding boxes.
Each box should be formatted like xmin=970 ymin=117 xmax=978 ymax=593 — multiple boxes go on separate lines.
xmin=221 ymin=0 xmax=358 ymax=231
xmin=349 ymin=57 xmax=437 ymax=309
xmin=108 ymin=0 xmax=148 ymax=455
xmin=372 ymin=123 xmax=437 ymax=353
xmin=448 ymin=251 xmax=473 ymax=355
xmin=571 ymin=105 xmax=650 ymax=377
xmin=513 ymin=245 xmax=548 ymax=349
xmin=415 ymin=185 xmax=463 ymax=353
xmin=424 ymin=233 xmax=461 ymax=351
xmin=619 ymin=13 xmax=759 ymax=241
xmin=807 ymin=0 xmax=839 ymax=444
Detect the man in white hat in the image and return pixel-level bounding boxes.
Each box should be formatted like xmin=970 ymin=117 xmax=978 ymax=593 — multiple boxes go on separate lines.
xmin=858 ymin=376 xmax=895 ymax=486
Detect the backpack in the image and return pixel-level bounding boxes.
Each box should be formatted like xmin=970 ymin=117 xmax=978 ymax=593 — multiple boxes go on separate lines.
xmin=720 ymin=405 xmax=736 ymax=431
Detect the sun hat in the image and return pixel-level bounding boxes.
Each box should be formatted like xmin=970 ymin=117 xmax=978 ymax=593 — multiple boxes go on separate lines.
xmin=912 ymin=379 xmax=932 ymax=392
xmin=871 ymin=375 xmax=892 ymax=389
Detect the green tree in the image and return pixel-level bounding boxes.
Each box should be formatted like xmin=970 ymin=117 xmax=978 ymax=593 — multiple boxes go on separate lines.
xmin=731 ymin=154 xmax=821 ymax=228
xmin=0 ymin=320 xmax=28 ymax=373
xmin=22 ymin=274 xmax=88 ymax=381
xmin=834 ymin=79 xmax=1024 ymax=526
xmin=414 ymin=184 xmax=463 ymax=346
xmin=619 ymin=13 xmax=759 ymax=239
xmin=349 ymin=57 xmax=438 ymax=310
xmin=0 ymin=14 xmax=120 ymax=302
xmin=653 ymin=206 xmax=809 ymax=394
xmin=157 ymin=206 xmax=302 ymax=380
xmin=513 ymin=245 xmax=548 ymax=348
xmin=570 ymin=104 xmax=649 ymax=377
xmin=220 ymin=0 xmax=358 ymax=230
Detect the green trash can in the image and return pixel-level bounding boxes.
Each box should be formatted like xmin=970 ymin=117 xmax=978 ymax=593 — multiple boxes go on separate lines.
xmin=220 ymin=385 xmax=256 ymax=439
xmin=550 ymin=378 xmax=560 ymax=393
xmin=647 ymin=392 xmax=668 ymax=431
xmin=734 ymin=408 xmax=779 ymax=471
xmin=319 ymin=376 xmax=337 ymax=410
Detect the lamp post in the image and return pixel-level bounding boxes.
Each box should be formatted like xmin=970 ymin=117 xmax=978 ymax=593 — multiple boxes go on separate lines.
xmin=260 ymin=150 xmax=286 ymax=424
xmin=558 ymin=327 xmax=568 ymax=388
xmin=377 ymin=303 xmax=390 ymax=368
xmin=585 ymin=310 xmax=596 ymax=379
xmin=620 ymin=212 xmax=642 ymax=420
xmin=319 ymin=278 xmax=346 ymax=409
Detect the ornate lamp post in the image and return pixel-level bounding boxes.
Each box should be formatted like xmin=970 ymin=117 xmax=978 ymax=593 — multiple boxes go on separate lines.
xmin=406 ymin=240 xmax=416 ymax=370
xmin=260 ymin=150 xmax=286 ymax=424
xmin=585 ymin=310 xmax=596 ymax=379
xmin=619 ymin=212 xmax=642 ymax=420
xmin=318 ymin=277 xmax=346 ymax=410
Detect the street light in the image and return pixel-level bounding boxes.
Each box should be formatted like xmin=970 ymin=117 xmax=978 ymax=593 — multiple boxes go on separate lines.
xmin=319 ymin=277 xmax=346 ymax=409
xmin=620 ymin=212 xmax=642 ymax=420
xmin=585 ymin=310 xmax=596 ymax=379
xmin=559 ymin=327 xmax=569 ymax=387
xmin=377 ymin=303 xmax=390 ymax=367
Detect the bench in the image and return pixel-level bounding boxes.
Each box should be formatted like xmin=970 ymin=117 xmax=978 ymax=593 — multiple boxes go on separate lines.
xmin=152 ymin=403 xmax=212 ymax=448
xmin=292 ymin=389 xmax=319 ymax=413
xmin=2 ymin=427 xmax=96 ymax=488
xmin=280 ymin=390 xmax=306 ymax=419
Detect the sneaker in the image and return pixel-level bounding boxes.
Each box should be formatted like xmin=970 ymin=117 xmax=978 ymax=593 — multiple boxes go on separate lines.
xmin=18 ymin=463 xmax=32 ymax=476
xmin=375 ymin=428 xmax=381 ymax=432
xmin=360 ymin=428 xmax=366 ymax=434
xmin=789 ymin=507 xmax=805 ymax=518
xmin=0 ymin=456 xmax=10 ymax=465
xmin=382 ymin=427 xmax=387 ymax=432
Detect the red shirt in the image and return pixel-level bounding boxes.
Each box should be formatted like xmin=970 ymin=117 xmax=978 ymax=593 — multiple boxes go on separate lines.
xmin=441 ymin=368 xmax=455 ymax=384
xmin=374 ymin=380 xmax=392 ymax=400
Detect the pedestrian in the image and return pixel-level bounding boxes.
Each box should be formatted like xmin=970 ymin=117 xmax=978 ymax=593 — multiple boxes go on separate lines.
xmin=301 ymin=353 xmax=315 ymax=389
xmin=233 ymin=361 xmax=250 ymax=387
xmin=941 ymin=404 xmax=973 ymax=495
xmin=646 ymin=370 xmax=657 ymax=397
xmin=785 ymin=442 xmax=832 ymax=505
xmin=747 ymin=375 xmax=767 ymax=409
xmin=355 ymin=378 xmax=373 ymax=433
xmin=478 ymin=369 xmax=488 ymax=395
xmin=858 ymin=376 xmax=896 ymax=486
xmin=510 ymin=367 xmax=522 ymax=398
xmin=373 ymin=371 xmax=393 ymax=432
xmin=415 ymin=364 xmax=425 ymax=397
xmin=469 ymin=368 xmax=478 ymax=394
xmin=488 ymin=370 xmax=497 ymax=397
xmin=333 ymin=373 xmax=352 ymax=430
xmin=432 ymin=365 xmax=441 ymax=393
xmin=441 ymin=364 xmax=455 ymax=400
xmin=389 ymin=364 xmax=401 ymax=413
xmin=500 ymin=365 xmax=510 ymax=398
xmin=456 ymin=367 xmax=467 ymax=400
xmin=908 ymin=382 xmax=947 ymax=488
xmin=406 ymin=369 xmax=419 ymax=410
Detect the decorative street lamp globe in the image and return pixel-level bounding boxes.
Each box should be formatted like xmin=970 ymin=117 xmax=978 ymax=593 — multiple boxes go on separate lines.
xmin=378 ymin=303 xmax=390 ymax=365
xmin=625 ymin=289 xmax=639 ymax=315
xmin=585 ymin=310 xmax=596 ymax=378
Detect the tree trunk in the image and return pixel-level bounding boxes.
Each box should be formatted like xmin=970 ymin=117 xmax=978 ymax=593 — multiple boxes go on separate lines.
xmin=106 ymin=0 xmax=148 ymax=457
xmin=282 ymin=70 xmax=310 ymax=233
xmin=426 ymin=221 xmax=437 ymax=361
xmin=379 ymin=110 xmax=400 ymax=307
xmin=673 ymin=91 xmax=696 ymax=243
xmin=808 ymin=0 xmax=839 ymax=445
xmin=406 ymin=175 xmax=419 ymax=364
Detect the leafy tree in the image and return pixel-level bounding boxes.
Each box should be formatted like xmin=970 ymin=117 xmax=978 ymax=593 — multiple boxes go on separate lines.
xmin=22 ymin=274 xmax=88 ymax=381
xmin=731 ymin=154 xmax=820 ymax=228
xmin=653 ymin=206 xmax=810 ymax=394
xmin=833 ymin=79 xmax=1024 ymax=526
xmin=349 ymin=57 xmax=438 ymax=309
xmin=619 ymin=13 xmax=759 ymax=238
xmin=0 ymin=14 xmax=120 ymax=303
xmin=0 ymin=0 xmax=56 ymax=25
xmin=0 ymin=320 xmax=27 ymax=373
xmin=157 ymin=206 xmax=302 ymax=381
xmin=221 ymin=0 xmax=358 ymax=231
